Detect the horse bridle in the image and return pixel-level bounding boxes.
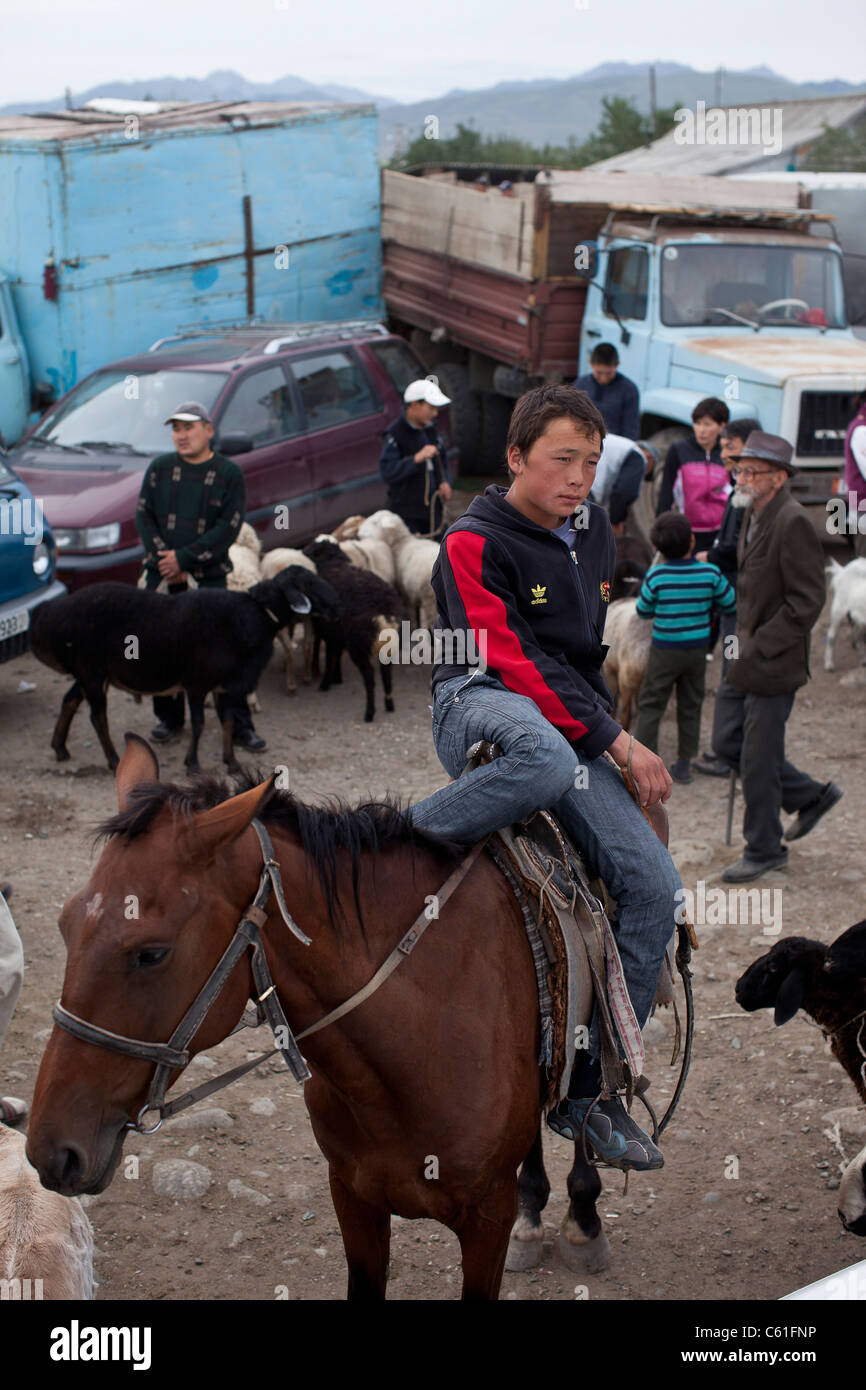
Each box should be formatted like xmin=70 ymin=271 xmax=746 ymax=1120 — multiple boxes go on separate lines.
xmin=51 ymin=819 xmax=489 ymax=1134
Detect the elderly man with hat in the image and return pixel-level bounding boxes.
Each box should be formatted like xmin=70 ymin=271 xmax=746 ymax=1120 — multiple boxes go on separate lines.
xmin=379 ymin=377 xmax=453 ymax=538
xmin=710 ymin=431 xmax=841 ymax=882
xmin=135 ymin=400 xmax=265 ymax=750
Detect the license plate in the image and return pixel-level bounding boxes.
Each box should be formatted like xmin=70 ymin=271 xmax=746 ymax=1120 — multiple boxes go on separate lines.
xmin=0 ymin=607 xmax=30 ymax=642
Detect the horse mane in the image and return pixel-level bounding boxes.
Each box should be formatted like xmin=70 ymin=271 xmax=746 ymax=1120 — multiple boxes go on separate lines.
xmin=94 ymin=769 xmax=464 ymax=936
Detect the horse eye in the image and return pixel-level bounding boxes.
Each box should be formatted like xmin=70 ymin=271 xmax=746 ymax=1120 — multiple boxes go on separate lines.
xmin=133 ymin=947 xmax=170 ymax=969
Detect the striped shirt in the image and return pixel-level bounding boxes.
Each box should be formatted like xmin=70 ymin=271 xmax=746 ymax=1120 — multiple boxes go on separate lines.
xmin=636 ymin=557 xmax=736 ymax=649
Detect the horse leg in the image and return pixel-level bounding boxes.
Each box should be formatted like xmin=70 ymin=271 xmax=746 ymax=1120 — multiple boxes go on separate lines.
xmin=328 ymin=1170 xmax=391 ymax=1301
xmin=505 ymin=1120 xmax=550 ymax=1271
xmin=51 ymin=680 xmax=84 ymax=761
xmin=455 ymin=1184 xmax=518 ymax=1301
xmin=558 ymin=1145 xmax=610 ymax=1274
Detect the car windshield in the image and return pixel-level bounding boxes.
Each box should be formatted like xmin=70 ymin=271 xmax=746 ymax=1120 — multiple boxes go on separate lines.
xmin=661 ymin=243 xmax=847 ymax=329
xmin=29 ymin=370 xmax=228 ymax=459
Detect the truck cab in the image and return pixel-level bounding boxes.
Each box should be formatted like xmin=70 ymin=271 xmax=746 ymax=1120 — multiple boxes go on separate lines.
xmin=580 ymin=210 xmax=866 ymax=504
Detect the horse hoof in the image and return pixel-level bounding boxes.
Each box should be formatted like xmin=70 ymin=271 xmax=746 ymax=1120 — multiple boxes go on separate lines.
xmin=557 ymin=1227 xmax=611 ymax=1274
xmin=505 ymin=1232 xmax=544 ymax=1272
xmin=385 ymin=700 xmax=395 ymax=713
xmin=54 ymin=747 xmax=70 ymax=762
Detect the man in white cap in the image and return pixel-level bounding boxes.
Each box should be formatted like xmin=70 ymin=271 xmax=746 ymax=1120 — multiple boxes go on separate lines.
xmin=378 ymin=377 xmax=453 ymax=537
xmin=135 ymin=401 xmax=265 ymax=751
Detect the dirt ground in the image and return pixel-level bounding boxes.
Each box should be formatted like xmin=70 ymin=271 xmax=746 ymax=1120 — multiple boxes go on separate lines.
xmin=2 ymin=536 xmax=866 ymax=1302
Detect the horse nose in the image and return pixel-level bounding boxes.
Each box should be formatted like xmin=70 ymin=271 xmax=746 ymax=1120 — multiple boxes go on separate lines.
xmin=41 ymin=1142 xmax=87 ymax=1194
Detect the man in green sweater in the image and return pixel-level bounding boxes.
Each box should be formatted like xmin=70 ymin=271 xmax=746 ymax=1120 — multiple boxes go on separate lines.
xmin=135 ymin=401 xmax=265 ymax=750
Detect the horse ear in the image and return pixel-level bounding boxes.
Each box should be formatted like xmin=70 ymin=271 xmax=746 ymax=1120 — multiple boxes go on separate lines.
xmin=188 ymin=775 xmax=278 ymax=858
xmin=116 ymin=732 xmax=160 ymax=811
xmin=774 ymin=967 xmax=806 ymax=1026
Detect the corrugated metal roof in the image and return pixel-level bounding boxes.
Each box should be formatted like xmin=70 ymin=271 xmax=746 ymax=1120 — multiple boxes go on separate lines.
xmin=0 ymin=99 xmax=372 ymax=143
xmin=588 ymin=94 xmax=866 ymax=176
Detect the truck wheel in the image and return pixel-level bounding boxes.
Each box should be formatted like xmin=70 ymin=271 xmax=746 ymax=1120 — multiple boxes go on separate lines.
xmin=434 ymin=363 xmax=481 ymax=468
xmin=477 ymin=392 xmax=513 ymax=475
xmin=632 ymin=425 xmax=690 ymax=547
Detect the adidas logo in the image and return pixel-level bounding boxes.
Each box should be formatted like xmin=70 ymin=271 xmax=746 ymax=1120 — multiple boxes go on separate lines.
xmin=531 ymin=583 xmax=547 ymax=605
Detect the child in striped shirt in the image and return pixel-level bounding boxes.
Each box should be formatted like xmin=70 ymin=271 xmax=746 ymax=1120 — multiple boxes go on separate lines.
xmin=635 ymin=511 xmax=736 ymax=783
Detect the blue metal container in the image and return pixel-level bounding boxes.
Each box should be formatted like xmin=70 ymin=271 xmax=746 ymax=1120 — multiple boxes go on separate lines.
xmin=0 ymin=102 xmax=383 ymax=407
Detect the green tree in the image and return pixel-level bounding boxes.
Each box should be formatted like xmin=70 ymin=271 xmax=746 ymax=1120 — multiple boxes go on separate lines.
xmin=390 ymin=97 xmax=680 ymax=171
xmin=803 ymin=121 xmax=866 ymax=172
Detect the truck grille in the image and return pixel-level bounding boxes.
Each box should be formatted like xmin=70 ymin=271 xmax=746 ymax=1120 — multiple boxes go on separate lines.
xmin=796 ymin=392 xmax=852 ymax=458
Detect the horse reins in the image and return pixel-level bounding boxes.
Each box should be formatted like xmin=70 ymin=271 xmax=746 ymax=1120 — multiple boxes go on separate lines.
xmin=52 ymin=820 xmax=489 ymax=1134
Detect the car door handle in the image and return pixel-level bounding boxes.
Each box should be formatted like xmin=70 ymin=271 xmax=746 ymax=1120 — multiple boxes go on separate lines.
xmin=585 ymin=329 xmax=601 ymax=338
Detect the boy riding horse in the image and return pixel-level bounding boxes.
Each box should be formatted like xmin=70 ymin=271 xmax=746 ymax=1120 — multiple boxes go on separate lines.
xmin=408 ymin=386 xmax=681 ymax=1170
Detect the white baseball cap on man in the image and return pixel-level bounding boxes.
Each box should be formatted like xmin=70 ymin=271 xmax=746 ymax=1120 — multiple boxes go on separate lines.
xmin=404 ymin=376 xmax=451 ymax=408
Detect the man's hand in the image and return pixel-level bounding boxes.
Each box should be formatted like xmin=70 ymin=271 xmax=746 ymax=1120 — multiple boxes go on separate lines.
xmin=157 ymin=548 xmax=182 ymax=581
xmin=415 ymin=445 xmax=439 ymax=463
xmin=695 ymin=550 xmax=709 ymax=563
xmin=438 ymin=481 xmax=453 ymax=502
xmin=607 ymin=729 xmax=672 ymax=807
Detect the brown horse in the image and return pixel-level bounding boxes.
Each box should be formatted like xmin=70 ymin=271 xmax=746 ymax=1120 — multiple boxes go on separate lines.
xmin=27 ymin=734 xmax=610 ymax=1299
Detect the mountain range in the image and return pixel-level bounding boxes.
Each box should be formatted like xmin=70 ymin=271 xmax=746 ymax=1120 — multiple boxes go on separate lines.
xmin=2 ymin=63 xmax=863 ymax=159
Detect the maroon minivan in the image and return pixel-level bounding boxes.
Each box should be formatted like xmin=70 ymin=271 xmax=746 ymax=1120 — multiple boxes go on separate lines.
xmin=11 ymin=322 xmax=454 ymax=591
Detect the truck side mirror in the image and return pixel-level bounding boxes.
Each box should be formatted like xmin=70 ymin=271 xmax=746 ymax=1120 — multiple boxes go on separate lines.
xmin=572 ymin=242 xmax=598 ymax=282
xmin=218 ymin=430 xmax=254 ymax=456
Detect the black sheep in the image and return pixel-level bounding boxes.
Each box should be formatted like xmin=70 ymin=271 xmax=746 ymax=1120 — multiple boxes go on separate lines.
xmin=302 ymin=538 xmax=408 ymax=722
xmin=736 ymin=921 xmax=866 ymax=1105
xmin=30 ymin=567 xmax=337 ymax=773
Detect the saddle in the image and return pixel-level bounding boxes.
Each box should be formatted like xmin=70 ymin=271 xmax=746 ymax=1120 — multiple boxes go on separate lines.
xmin=463 ymin=741 xmax=682 ymax=1113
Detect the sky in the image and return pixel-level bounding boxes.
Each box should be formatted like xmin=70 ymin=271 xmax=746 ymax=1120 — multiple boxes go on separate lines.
xmin=1 ymin=0 xmax=864 ymax=106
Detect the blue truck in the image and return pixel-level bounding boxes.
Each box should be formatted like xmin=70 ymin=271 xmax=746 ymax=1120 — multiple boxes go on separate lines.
xmin=0 ymin=100 xmax=383 ymax=446
xmin=383 ymin=169 xmax=866 ymax=506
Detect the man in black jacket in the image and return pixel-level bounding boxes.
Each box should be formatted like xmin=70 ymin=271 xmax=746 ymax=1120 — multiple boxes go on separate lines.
xmin=379 ymin=377 xmax=453 ymax=537
xmin=694 ymin=418 xmax=761 ymax=777
xmin=408 ymin=386 xmax=680 ymax=1171
xmin=135 ymin=401 xmax=264 ymax=750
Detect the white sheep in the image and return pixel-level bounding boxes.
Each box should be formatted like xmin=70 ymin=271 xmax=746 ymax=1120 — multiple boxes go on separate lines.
xmin=839 ymin=1142 xmax=866 ymax=1237
xmin=226 ymin=521 xmax=262 ymax=593
xmin=259 ymin=548 xmax=319 ymax=693
xmin=824 ymin=557 xmax=866 ymax=672
xmin=601 ymin=597 xmax=652 ymax=729
xmin=357 ymin=509 xmax=439 ymax=631
xmin=0 ymin=1124 xmax=95 ymax=1299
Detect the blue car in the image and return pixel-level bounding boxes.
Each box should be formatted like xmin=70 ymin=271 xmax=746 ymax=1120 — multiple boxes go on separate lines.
xmin=0 ymin=448 xmax=65 ymax=662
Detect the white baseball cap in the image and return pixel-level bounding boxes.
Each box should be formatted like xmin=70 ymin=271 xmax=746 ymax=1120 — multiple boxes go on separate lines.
xmin=404 ymin=376 xmax=451 ymax=407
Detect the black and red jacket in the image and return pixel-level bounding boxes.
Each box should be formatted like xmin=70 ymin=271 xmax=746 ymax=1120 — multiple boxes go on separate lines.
xmin=431 ymin=485 xmax=621 ymax=759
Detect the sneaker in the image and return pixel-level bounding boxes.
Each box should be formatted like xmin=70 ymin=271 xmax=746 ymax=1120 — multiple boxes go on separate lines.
xmin=0 ymin=1096 xmax=28 ymax=1126
xmin=669 ymin=758 xmax=693 ymax=784
xmin=784 ymin=782 xmax=843 ymax=842
xmin=150 ymin=721 xmax=183 ymax=743
xmin=233 ymin=730 xmax=267 ymax=752
xmin=546 ymin=1094 xmax=664 ymax=1170
xmin=721 ymin=850 xmax=788 ymax=883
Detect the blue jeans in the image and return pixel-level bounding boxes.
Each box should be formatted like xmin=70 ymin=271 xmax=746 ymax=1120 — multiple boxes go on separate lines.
xmin=408 ymin=672 xmax=681 ymax=1035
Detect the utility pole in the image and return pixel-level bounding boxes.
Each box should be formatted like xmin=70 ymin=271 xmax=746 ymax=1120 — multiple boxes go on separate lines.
xmin=715 ymin=66 xmax=723 ymax=108
xmin=648 ymin=63 xmax=657 ymax=142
